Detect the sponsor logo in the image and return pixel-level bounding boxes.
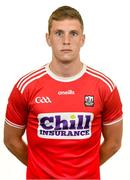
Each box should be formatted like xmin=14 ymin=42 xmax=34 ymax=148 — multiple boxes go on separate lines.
xmin=37 ymin=112 xmax=94 ymax=139
xmin=58 ymin=90 xmax=75 ymax=95
xmin=35 ymin=96 xmax=52 ymax=103
xmin=84 ymin=95 xmax=94 ymax=107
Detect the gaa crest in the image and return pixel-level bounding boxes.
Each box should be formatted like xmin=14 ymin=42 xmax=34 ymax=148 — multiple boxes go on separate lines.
xmin=84 ymin=95 xmax=94 ymax=107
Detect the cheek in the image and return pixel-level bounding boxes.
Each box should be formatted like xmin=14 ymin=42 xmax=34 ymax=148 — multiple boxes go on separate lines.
xmin=51 ymin=43 xmax=61 ymax=55
xmin=72 ymin=40 xmax=83 ymax=49
xmin=51 ymin=38 xmax=62 ymax=47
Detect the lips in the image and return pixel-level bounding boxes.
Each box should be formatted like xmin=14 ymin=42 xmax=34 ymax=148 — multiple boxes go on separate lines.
xmin=61 ymin=49 xmax=72 ymax=52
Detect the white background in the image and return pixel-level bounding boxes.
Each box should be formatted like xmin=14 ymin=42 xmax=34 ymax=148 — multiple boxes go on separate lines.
xmin=0 ymin=0 xmax=130 ymax=179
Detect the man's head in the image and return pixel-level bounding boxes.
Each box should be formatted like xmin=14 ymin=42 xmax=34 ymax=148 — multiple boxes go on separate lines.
xmin=46 ymin=6 xmax=85 ymax=64
xmin=48 ymin=6 xmax=84 ymax=34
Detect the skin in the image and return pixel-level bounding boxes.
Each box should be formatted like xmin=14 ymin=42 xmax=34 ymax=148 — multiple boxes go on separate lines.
xmin=4 ymin=123 xmax=28 ymax=165
xmin=4 ymin=18 xmax=123 ymax=167
xmin=100 ymin=120 xmax=123 ymax=165
xmin=46 ymin=19 xmax=85 ymax=77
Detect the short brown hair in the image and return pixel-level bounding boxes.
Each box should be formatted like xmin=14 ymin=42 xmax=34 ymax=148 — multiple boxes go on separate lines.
xmin=48 ymin=6 xmax=84 ymax=34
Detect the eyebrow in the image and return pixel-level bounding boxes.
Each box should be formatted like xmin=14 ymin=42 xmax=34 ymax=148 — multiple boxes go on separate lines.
xmin=54 ymin=29 xmax=64 ymax=32
xmin=54 ymin=29 xmax=80 ymax=33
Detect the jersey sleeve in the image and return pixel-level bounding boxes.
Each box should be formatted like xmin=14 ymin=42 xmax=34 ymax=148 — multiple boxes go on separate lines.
xmin=102 ymin=87 xmax=123 ymax=125
xmin=5 ymin=84 xmax=28 ymax=129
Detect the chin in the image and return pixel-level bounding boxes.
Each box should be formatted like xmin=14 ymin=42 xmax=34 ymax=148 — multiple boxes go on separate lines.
xmin=58 ymin=56 xmax=75 ymax=63
xmin=59 ymin=59 xmax=74 ymax=64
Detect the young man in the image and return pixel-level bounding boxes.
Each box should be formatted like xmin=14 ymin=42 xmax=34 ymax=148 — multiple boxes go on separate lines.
xmin=4 ymin=6 xmax=123 ymax=179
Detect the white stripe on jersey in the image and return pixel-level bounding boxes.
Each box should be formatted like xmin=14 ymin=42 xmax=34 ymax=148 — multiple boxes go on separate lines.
xmin=17 ymin=65 xmax=47 ymax=93
xmin=86 ymin=67 xmax=115 ymax=92
xmin=103 ymin=116 xmax=123 ymax=126
xmin=18 ymin=69 xmax=46 ymax=91
xmin=17 ymin=67 xmax=45 ymax=89
xmin=20 ymin=72 xmax=47 ymax=93
xmin=5 ymin=118 xmax=26 ymax=129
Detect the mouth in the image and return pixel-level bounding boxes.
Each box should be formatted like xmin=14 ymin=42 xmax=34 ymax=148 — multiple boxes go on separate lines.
xmin=61 ymin=49 xmax=72 ymax=52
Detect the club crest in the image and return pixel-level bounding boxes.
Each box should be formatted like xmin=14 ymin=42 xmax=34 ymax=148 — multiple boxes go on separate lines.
xmin=84 ymin=95 xmax=94 ymax=107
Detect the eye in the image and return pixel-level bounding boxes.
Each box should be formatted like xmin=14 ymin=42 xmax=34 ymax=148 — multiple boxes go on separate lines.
xmin=55 ymin=31 xmax=64 ymax=37
xmin=70 ymin=31 xmax=78 ymax=37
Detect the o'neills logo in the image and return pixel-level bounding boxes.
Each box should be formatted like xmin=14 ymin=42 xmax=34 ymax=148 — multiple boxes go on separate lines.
xmin=37 ymin=112 xmax=94 ymax=139
xmin=58 ymin=90 xmax=75 ymax=95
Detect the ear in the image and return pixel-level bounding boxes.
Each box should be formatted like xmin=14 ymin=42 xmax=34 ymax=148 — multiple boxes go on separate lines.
xmin=46 ymin=33 xmax=51 ymax=46
xmin=81 ymin=34 xmax=85 ymax=47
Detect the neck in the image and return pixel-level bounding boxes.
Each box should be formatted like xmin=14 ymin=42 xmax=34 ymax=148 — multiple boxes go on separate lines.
xmin=49 ymin=60 xmax=83 ymax=77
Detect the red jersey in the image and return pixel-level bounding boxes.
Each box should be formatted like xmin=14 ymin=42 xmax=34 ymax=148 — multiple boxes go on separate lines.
xmin=5 ymin=63 xmax=123 ymax=179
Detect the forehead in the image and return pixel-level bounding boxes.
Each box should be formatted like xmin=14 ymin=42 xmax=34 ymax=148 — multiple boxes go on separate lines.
xmin=50 ymin=19 xmax=83 ymax=32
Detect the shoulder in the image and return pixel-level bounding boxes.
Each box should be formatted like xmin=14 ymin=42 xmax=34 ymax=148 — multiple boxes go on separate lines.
xmin=85 ymin=65 xmax=115 ymax=93
xmin=16 ymin=64 xmax=48 ymax=94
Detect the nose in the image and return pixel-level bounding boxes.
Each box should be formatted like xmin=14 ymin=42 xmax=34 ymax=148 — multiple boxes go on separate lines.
xmin=63 ymin=34 xmax=70 ymax=45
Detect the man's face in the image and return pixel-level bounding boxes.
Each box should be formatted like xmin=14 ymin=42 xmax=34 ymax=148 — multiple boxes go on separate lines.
xmin=46 ymin=19 xmax=85 ymax=63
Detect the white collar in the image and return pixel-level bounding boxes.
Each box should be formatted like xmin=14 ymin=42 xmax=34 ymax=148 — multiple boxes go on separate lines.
xmin=45 ymin=63 xmax=86 ymax=82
